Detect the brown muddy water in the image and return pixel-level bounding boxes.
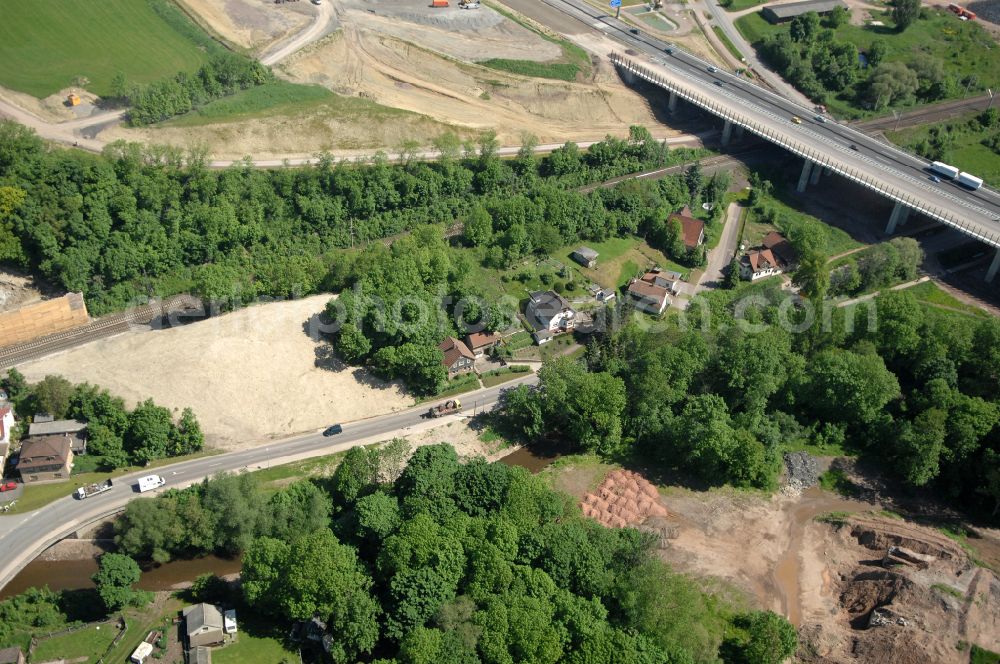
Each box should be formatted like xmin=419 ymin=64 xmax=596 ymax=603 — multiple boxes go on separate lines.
xmin=497 ymin=446 xmax=559 ymax=473
xmin=769 ymin=486 xmax=868 ymax=626
xmin=1 ymin=554 xmax=242 ymax=599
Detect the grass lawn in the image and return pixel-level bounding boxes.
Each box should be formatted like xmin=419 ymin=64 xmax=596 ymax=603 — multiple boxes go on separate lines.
xmin=887 ymin=111 xmax=1000 ymax=189
xmin=713 ymin=26 xmax=745 ymax=61
xmin=213 ymin=631 xmax=297 ymax=664
xmin=736 ymin=8 xmax=1000 ymax=118
xmin=0 ymin=0 xmax=221 ymax=97
xmin=751 ymin=195 xmax=862 ymax=258
xmin=722 ymin=0 xmax=768 ymax=11
xmin=251 ymin=450 xmax=349 ymax=490
xmin=32 ymin=624 xmax=119 ymax=663
xmin=972 ymin=645 xmax=1000 ymax=664
xmin=481 ymin=366 xmax=532 ymax=388
xmin=906 ymin=280 xmax=990 ymax=318
xmin=480 ymin=0 xmax=592 ymax=81
xmin=100 ymin=596 xmax=184 ymax=664
xmin=163 ymin=81 xmax=338 ymax=127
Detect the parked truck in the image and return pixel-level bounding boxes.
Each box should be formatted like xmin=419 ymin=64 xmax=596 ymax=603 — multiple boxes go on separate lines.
xmin=426 ymin=399 xmax=461 ymax=418
xmin=75 ymin=479 xmax=113 ymax=500
xmin=957 ymin=172 xmax=984 ymax=190
xmin=137 ymin=475 xmax=166 ymax=493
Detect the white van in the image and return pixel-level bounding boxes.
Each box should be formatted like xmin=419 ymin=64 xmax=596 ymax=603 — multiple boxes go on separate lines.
xmin=137 ymin=475 xmax=166 ymax=493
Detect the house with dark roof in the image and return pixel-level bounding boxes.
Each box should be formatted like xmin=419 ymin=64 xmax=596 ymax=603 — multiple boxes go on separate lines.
xmin=526 ymin=291 xmax=576 ymax=344
xmin=571 ymin=247 xmax=599 ymax=268
xmin=28 ymin=418 xmax=87 ymax=454
xmin=438 ymin=337 xmax=475 ymax=375
xmin=17 ymin=435 xmax=73 ymax=482
xmin=183 ymin=603 xmax=225 ymax=648
xmin=669 ymin=206 xmax=706 ymax=249
xmin=761 ymin=0 xmax=847 ymax=22
xmin=464 ymin=331 xmax=501 ymax=358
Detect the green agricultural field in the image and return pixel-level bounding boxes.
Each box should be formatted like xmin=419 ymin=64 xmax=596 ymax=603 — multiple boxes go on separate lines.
xmin=0 ymin=0 xmax=222 ymax=98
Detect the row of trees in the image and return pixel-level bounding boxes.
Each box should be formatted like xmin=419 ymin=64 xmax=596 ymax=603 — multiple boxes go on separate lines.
xmin=115 ymin=472 xmax=329 ymax=562
xmin=497 ymin=287 xmax=1000 ymax=514
xmin=1 ymin=370 xmax=203 ymax=469
xmin=0 ymin=122 xmax=699 ymax=316
xmin=758 ymin=8 xmax=953 ymax=108
xmin=110 ymin=53 xmax=273 ymax=126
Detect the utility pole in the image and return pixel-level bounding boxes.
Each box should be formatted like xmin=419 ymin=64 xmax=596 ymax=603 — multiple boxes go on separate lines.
xmin=893 ymin=110 xmax=901 ymax=132
xmin=988 ymin=89 xmax=996 ymax=111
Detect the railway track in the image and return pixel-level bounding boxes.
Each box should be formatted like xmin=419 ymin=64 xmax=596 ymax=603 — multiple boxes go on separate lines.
xmin=0 ymin=294 xmax=201 ymax=369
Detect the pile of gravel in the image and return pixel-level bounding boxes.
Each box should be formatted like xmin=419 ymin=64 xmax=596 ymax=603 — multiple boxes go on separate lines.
xmin=784 ymin=452 xmax=820 ymax=491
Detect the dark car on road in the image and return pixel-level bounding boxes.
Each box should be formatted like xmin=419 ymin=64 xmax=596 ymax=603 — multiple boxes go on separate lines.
xmin=323 ymin=424 xmax=343 ymax=436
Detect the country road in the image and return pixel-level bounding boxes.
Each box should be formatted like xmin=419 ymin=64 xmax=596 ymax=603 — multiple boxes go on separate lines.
xmin=0 ymin=373 xmax=537 ymax=592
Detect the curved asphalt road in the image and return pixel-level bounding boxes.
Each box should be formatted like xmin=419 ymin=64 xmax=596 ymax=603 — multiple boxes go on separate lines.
xmin=0 ymin=374 xmax=536 ymax=592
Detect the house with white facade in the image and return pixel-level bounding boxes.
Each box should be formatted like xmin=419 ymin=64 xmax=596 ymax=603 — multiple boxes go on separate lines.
xmin=526 ymin=290 xmax=576 ymax=344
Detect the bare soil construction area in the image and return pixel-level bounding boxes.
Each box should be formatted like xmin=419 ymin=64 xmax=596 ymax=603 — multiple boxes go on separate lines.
xmin=177 ymin=0 xmax=312 ymax=51
xmin=15 ymin=294 xmax=412 ymax=449
xmin=111 ymin=0 xmax=678 ymax=157
xmin=549 ymin=458 xmax=1000 ymax=662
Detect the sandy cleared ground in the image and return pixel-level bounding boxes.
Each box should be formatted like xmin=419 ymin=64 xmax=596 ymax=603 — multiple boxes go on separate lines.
xmin=551 ymin=459 xmax=1000 ymax=662
xmin=106 ymin=0 xmax=678 ymax=156
xmin=177 ymin=0 xmax=312 ymax=51
xmin=16 ymin=294 xmax=412 ymax=450
xmin=0 ymin=269 xmax=48 ymax=314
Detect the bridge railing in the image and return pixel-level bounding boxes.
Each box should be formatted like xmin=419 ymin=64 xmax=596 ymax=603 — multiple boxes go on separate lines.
xmin=610 ymin=53 xmax=1000 ymax=250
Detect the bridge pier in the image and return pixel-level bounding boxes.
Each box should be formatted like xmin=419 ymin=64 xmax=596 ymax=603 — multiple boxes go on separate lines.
xmin=885 ymin=202 xmax=911 ymax=234
xmin=721 ymin=119 xmax=733 ymax=146
xmin=809 ymin=161 xmax=822 ymax=185
xmin=987 ymin=248 xmax=1000 ymax=282
xmin=622 ymin=69 xmax=637 ymax=85
xmin=668 ymin=91 xmax=678 ymax=113
xmin=796 ymin=159 xmax=813 ymax=193
xmin=734 ymin=125 xmax=744 ymax=141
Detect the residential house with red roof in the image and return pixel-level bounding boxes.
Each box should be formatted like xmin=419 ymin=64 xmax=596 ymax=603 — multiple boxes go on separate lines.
xmin=438 ymin=337 xmax=475 ymax=375
xmin=669 ymin=206 xmax=706 ymax=250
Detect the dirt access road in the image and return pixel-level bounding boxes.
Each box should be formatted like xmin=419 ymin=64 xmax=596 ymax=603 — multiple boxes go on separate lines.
xmin=260 ymin=0 xmax=336 ymax=65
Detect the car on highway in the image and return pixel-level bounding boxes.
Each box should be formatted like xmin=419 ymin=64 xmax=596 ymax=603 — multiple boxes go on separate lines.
xmin=849 ymin=144 xmax=858 ymax=150
xmin=707 ymin=66 xmax=718 ymax=73
xmin=629 ymin=28 xmax=639 ymax=34
xmin=791 ymin=116 xmax=802 ymax=124
xmin=323 ymin=424 xmax=344 ymax=436
xmin=714 ymin=80 xmax=724 ymax=87
xmin=0 ymin=481 xmax=17 ymax=492
xmin=929 ymin=175 xmax=941 ymax=183
xmin=664 ymin=47 xmax=673 ymax=54
xmin=813 ymin=115 xmax=826 ymax=123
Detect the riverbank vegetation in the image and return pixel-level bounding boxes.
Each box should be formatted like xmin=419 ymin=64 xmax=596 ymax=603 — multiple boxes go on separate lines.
xmin=737 ymin=6 xmax=1000 ymax=117
xmin=106 ymin=442 xmax=795 ymax=663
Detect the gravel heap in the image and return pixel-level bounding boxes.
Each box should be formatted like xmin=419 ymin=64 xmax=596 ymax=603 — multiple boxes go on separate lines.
xmin=784 ymin=452 xmax=820 ymax=491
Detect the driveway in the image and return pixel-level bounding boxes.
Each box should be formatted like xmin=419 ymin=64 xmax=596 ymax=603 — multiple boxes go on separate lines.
xmin=698 ymin=201 xmax=744 ymax=290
